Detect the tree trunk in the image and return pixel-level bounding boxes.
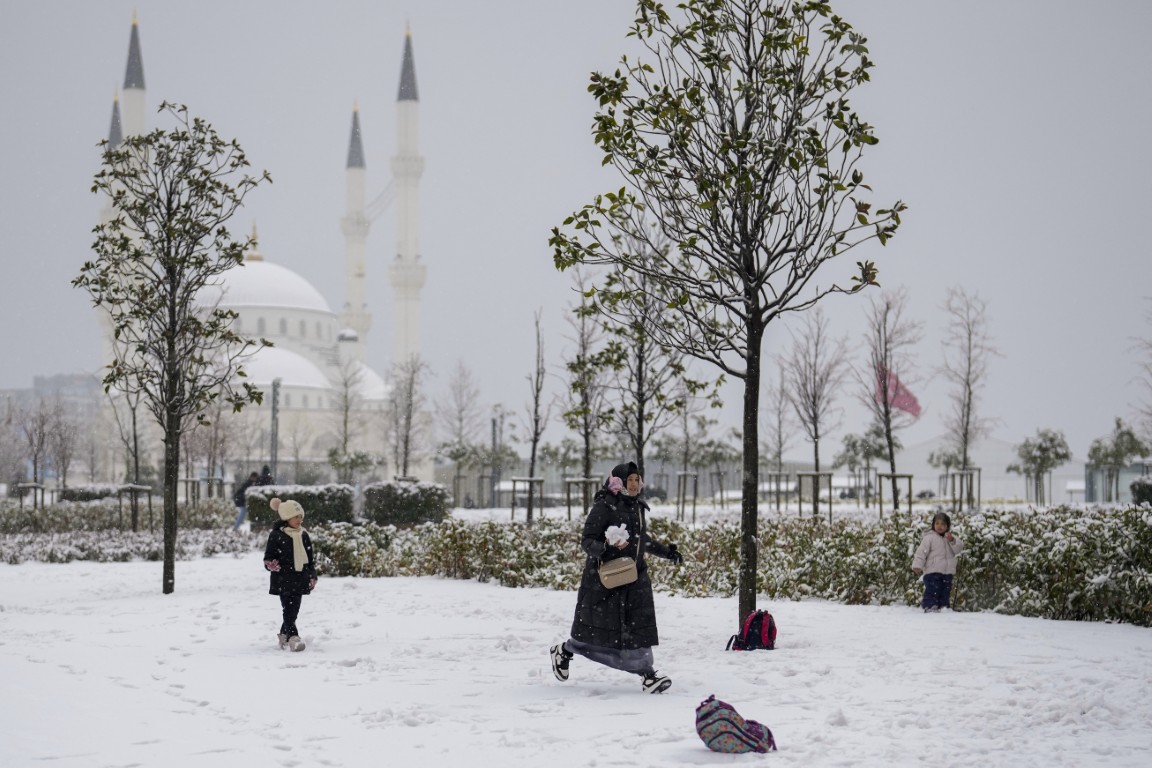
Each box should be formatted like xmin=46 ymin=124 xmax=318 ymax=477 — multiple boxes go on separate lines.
xmin=738 ymin=327 xmax=764 ymax=624
xmin=131 ymin=409 xmax=140 ymax=532
xmin=162 ymin=423 xmax=180 ymax=595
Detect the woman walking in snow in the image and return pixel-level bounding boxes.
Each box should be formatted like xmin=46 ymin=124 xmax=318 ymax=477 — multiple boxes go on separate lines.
xmin=911 ymin=511 xmax=963 ymax=612
xmin=550 ymin=461 xmax=683 ymax=693
xmin=263 ymin=497 xmax=317 ymax=651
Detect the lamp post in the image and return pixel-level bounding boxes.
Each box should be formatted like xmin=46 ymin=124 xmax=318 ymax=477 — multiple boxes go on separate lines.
xmin=270 ymin=378 xmax=281 ymax=479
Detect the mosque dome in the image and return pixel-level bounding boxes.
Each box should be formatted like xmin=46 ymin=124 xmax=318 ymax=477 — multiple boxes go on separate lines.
xmin=213 ymin=259 xmax=332 ymax=314
xmin=353 ymin=361 xmax=388 ymax=401
xmin=240 ymin=345 xmax=332 ymax=391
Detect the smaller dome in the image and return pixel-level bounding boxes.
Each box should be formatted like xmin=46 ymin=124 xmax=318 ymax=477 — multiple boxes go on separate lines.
xmin=240 ymin=346 xmax=331 ymax=391
xmin=354 ymin=361 xmax=388 ymax=401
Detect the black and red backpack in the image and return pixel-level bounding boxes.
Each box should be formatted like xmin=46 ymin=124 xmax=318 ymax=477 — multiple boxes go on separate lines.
xmin=726 ymin=609 xmax=777 ymax=651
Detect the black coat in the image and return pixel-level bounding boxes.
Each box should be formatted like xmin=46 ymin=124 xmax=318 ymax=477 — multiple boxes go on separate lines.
xmin=263 ymin=522 xmax=316 ymax=596
xmin=569 ymin=488 xmax=674 ymax=650
xmin=233 ymin=478 xmax=255 ymax=507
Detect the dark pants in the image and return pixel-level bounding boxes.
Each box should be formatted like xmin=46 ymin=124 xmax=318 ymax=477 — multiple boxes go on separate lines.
xmin=279 ymin=593 xmax=302 ymax=636
xmin=922 ymin=573 xmax=953 ymax=610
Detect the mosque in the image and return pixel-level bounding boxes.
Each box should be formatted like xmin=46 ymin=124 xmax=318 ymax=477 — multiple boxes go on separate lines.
xmin=97 ymin=16 xmax=430 ymax=483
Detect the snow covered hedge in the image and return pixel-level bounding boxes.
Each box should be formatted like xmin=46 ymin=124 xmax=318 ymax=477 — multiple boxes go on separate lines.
xmin=362 ymin=481 xmax=451 ymax=526
xmin=310 ymin=505 xmax=1152 ymax=626
xmin=0 ymin=528 xmax=260 ymax=565
xmin=244 ymin=484 xmax=355 ymax=527
xmin=1130 ymin=475 xmax=1152 ymax=506
xmin=0 ymin=498 xmax=236 ymax=533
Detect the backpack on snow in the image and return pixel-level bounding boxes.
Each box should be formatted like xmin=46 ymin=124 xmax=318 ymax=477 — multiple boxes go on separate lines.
xmin=695 ymin=695 xmax=777 ymax=753
xmin=726 ymin=609 xmax=776 ymax=651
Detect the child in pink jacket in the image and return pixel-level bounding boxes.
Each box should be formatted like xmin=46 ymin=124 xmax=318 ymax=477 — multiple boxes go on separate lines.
xmin=911 ymin=512 xmax=963 ymax=612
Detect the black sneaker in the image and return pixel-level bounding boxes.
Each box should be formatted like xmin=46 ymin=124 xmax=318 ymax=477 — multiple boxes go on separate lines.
xmin=550 ymin=644 xmax=573 ymax=681
xmin=641 ymin=671 xmax=671 ymax=694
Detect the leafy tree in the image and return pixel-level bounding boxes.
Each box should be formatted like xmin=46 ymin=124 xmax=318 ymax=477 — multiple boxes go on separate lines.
xmin=1007 ymin=429 xmax=1072 ymax=505
xmin=551 ymin=0 xmax=903 ymax=620
xmin=74 ymin=103 xmax=269 ymax=593
xmin=1087 ymin=418 xmax=1148 ymax=502
xmin=834 ymin=423 xmax=889 ymax=506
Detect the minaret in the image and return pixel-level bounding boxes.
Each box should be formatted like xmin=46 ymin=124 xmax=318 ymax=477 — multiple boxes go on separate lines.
xmin=388 ymin=28 xmax=426 ymax=363
xmin=96 ymin=93 xmax=123 ymax=369
xmin=120 ymin=12 xmax=146 ymax=138
xmin=340 ymin=103 xmax=371 ymax=361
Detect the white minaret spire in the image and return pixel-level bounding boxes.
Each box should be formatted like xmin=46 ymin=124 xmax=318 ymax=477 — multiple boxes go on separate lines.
xmin=341 ymin=102 xmax=371 ymax=361
xmin=388 ymin=27 xmax=426 ymax=363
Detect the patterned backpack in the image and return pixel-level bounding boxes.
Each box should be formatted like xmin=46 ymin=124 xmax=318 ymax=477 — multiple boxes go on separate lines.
xmin=726 ymin=609 xmax=777 ymax=650
xmin=695 ymin=695 xmax=777 ymax=753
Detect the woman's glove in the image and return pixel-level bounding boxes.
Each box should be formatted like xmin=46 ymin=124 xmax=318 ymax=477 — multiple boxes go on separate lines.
xmin=666 ymin=544 xmax=684 ymax=564
xmin=308 ymin=577 xmax=317 ymax=592
xmin=264 ymin=559 xmax=281 ymax=572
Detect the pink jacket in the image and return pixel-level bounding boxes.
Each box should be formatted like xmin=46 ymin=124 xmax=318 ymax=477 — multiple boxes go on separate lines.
xmin=911 ymin=531 xmax=963 ymax=575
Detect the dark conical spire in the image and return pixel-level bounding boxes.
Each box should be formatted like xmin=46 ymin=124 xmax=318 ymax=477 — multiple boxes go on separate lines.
xmin=346 ymin=104 xmax=365 ymax=168
xmin=108 ymin=94 xmax=123 ymax=148
xmin=123 ymin=13 xmax=145 ymax=90
xmin=397 ymin=28 xmax=418 ymax=102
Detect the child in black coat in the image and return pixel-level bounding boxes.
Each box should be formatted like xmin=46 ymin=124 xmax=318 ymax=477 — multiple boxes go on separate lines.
xmin=263 ymin=497 xmax=317 ymax=651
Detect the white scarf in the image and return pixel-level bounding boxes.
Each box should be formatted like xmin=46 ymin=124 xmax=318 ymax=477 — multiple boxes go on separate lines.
xmin=282 ymin=526 xmax=309 ymax=572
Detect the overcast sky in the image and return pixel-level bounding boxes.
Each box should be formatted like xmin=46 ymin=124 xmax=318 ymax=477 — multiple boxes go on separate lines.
xmin=2 ymin=0 xmax=1150 ymax=459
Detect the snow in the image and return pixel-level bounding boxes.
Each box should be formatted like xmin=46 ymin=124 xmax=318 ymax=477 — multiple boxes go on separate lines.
xmin=4 ymin=550 xmax=1152 ymax=767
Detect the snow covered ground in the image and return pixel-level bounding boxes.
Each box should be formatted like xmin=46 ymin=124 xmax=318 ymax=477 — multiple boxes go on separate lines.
xmin=3 ymin=550 xmax=1151 ymax=767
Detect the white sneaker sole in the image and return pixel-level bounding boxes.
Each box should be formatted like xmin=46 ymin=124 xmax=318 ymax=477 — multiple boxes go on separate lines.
xmin=550 ymin=645 xmax=570 ymax=681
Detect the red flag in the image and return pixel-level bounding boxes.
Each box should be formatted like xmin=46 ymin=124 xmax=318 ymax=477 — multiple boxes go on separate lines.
xmin=876 ymin=368 xmax=921 ymax=418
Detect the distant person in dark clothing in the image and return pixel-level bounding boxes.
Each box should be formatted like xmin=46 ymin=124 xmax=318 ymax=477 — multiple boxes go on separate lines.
xmin=258 ymin=465 xmax=274 ymax=486
xmin=232 ymin=471 xmax=260 ymax=531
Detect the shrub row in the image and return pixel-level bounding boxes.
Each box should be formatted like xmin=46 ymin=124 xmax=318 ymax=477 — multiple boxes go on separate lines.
xmin=311 ymin=505 xmax=1152 ymax=626
xmin=244 ymin=481 xmax=450 ymax=527
xmin=0 ymin=498 xmax=237 ymax=533
xmin=0 ymin=528 xmax=261 ymax=565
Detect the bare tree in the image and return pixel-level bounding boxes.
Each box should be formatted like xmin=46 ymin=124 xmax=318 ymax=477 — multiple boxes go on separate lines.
xmin=73 ymin=102 xmax=269 ymax=593
xmin=1137 ymin=299 xmax=1152 ymax=440
xmin=559 ymin=273 xmax=614 ymax=508
xmin=47 ymin=398 xmax=80 ymax=489
xmin=17 ymin=398 xmax=52 ymax=504
xmin=385 ymin=355 xmax=429 ymax=479
xmin=938 ymin=286 xmax=998 ymax=475
xmin=105 ymin=387 xmax=149 ymax=529
xmin=551 ymin=1 xmax=903 ymax=620
xmin=522 ymin=310 xmax=553 ymax=523
xmin=0 ymin=397 xmax=27 ymax=491
xmin=329 ymin=360 xmax=365 ymax=459
xmin=436 ymin=360 xmax=485 ymax=451
xmin=857 ymin=288 xmax=924 ymax=511
xmin=596 ymin=262 xmax=721 ymax=477
xmin=760 ymin=368 xmax=793 ymax=474
xmin=783 ymin=309 xmax=850 ymax=508
xmin=436 ymin=360 xmax=485 ymax=501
